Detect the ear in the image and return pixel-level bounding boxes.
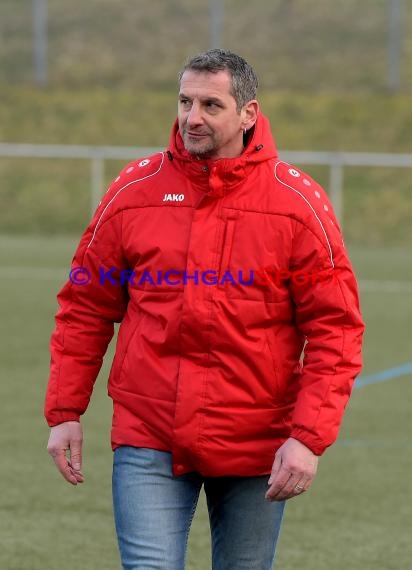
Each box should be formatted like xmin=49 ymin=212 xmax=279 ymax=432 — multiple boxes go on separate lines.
xmin=241 ymin=100 xmax=259 ymax=131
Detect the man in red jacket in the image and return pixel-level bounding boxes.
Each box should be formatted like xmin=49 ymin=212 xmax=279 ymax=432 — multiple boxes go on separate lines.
xmin=46 ymin=49 xmax=364 ymax=569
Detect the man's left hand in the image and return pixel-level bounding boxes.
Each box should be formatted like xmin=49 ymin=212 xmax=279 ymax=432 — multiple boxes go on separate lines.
xmin=265 ymin=437 xmax=318 ymax=501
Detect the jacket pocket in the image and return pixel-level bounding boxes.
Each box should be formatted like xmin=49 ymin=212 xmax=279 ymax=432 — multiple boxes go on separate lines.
xmin=108 ymin=315 xmax=140 ymax=389
xmin=217 ymin=211 xmax=240 ymax=288
xmin=263 ymin=327 xmax=286 ymax=401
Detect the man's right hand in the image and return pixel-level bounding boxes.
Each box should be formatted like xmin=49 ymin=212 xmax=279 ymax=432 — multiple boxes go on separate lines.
xmin=47 ymin=421 xmax=84 ymax=485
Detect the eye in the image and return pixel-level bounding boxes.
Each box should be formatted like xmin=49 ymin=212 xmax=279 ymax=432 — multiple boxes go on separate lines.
xmin=205 ymin=101 xmax=222 ymax=114
xmin=179 ymin=98 xmax=191 ymax=108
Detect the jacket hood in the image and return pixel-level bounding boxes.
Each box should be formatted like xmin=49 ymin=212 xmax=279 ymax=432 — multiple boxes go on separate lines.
xmin=167 ymin=112 xmax=278 ymax=196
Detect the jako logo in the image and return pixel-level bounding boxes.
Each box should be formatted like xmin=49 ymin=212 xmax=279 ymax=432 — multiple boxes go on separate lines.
xmin=163 ymin=193 xmax=184 ymax=202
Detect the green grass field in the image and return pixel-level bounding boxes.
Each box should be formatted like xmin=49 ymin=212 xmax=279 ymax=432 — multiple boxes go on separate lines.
xmin=2 ymin=1 xmax=412 ymax=566
xmin=1 ymin=235 xmax=411 ymax=569
xmin=1 ymin=0 xmax=412 ymax=91
xmin=2 ymin=87 xmax=412 ymax=246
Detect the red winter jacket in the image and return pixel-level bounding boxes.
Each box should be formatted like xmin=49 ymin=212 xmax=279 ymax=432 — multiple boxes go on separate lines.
xmin=45 ymin=113 xmax=364 ymax=477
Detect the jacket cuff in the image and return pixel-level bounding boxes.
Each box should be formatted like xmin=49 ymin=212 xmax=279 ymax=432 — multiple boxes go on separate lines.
xmin=290 ymin=427 xmax=327 ymax=456
xmin=46 ymin=411 xmax=81 ymax=427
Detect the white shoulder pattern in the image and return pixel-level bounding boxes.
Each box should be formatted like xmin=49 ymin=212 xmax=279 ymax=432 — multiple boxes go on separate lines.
xmin=274 ymin=160 xmax=334 ymax=268
xmin=87 ymin=152 xmax=165 ymax=248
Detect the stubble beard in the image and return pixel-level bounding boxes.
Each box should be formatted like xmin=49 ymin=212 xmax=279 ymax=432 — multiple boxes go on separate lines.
xmin=182 ymin=130 xmax=217 ymax=158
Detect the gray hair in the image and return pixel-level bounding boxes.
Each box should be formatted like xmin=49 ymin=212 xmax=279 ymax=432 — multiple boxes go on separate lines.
xmin=178 ymin=49 xmax=258 ymax=112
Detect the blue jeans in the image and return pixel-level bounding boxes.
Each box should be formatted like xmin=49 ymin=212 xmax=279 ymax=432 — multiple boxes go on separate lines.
xmin=112 ymin=447 xmax=285 ymax=570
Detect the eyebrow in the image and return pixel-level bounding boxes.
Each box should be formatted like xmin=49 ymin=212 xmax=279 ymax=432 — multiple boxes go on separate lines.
xmin=204 ymin=97 xmax=223 ymax=105
xmin=179 ymin=93 xmax=224 ymax=105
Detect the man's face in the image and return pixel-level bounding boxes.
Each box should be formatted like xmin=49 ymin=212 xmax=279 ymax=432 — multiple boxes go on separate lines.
xmin=178 ymin=70 xmax=246 ymax=160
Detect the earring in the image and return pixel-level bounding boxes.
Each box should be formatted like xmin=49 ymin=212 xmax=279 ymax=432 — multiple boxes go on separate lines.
xmin=243 ymin=127 xmax=247 ymax=134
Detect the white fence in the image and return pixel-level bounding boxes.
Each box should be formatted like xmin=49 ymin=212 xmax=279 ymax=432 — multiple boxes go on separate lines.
xmin=1 ymin=143 xmax=412 ymax=224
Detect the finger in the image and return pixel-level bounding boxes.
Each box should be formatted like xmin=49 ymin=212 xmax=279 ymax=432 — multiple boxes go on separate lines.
xmin=280 ymin=473 xmax=305 ymax=498
xmin=265 ymin=465 xmax=293 ymax=501
xmin=294 ymin=475 xmax=313 ymax=494
xmin=67 ymin=461 xmax=85 ymax=482
xmin=69 ymin=439 xmax=83 ymax=472
xmin=267 ymin=466 xmax=310 ymax=501
xmin=267 ymin=475 xmax=301 ymax=501
xmin=288 ymin=479 xmax=306 ymax=499
xmin=268 ymin=452 xmax=282 ymax=485
xmin=69 ymin=439 xmax=84 ymax=483
xmin=270 ymin=464 xmax=291 ymax=492
xmin=278 ymin=476 xmax=313 ymax=501
xmin=51 ymin=451 xmax=80 ymax=485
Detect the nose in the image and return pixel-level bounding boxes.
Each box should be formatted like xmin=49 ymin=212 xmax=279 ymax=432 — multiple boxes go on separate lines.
xmin=186 ymin=103 xmax=203 ymax=128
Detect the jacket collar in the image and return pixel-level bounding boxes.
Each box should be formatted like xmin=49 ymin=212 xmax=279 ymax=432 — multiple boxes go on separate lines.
xmin=167 ymin=112 xmax=278 ymax=197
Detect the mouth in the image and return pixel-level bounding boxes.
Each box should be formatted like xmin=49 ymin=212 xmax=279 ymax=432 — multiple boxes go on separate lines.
xmin=185 ymin=131 xmax=210 ymax=138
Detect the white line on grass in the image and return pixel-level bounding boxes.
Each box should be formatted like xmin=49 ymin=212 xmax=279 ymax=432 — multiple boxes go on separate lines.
xmin=355 ymin=362 xmax=412 ymax=388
